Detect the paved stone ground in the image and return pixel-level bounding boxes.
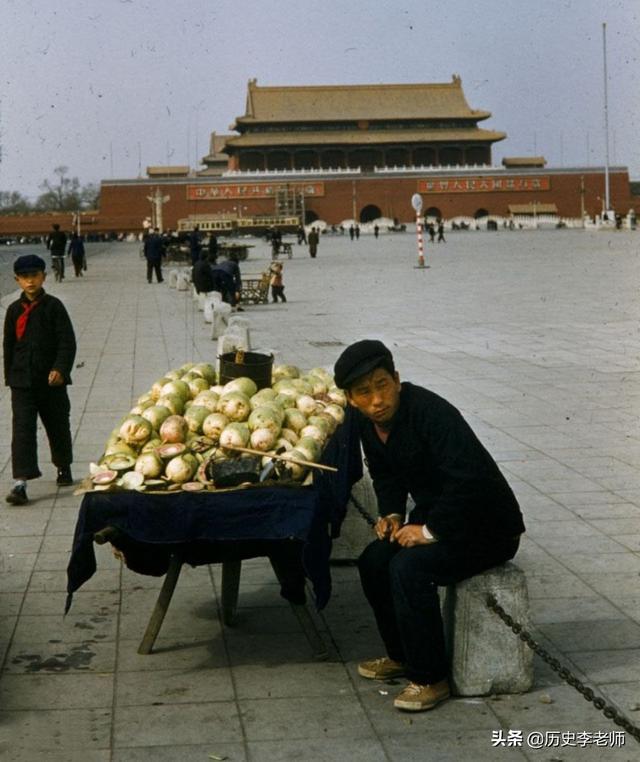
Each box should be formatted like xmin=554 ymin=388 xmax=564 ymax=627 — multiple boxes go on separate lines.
xmin=0 ymin=229 xmax=639 ymax=760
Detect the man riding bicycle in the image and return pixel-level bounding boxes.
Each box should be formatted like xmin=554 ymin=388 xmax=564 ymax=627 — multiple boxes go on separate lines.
xmin=46 ymin=224 xmax=67 ymax=281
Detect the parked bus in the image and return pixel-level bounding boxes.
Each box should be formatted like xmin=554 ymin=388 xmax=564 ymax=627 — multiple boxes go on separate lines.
xmin=177 ymin=214 xmax=300 ymax=236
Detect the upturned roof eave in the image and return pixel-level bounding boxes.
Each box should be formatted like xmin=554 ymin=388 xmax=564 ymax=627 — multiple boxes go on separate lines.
xmin=233 ymin=111 xmax=493 ymax=126
xmin=223 ymin=129 xmax=507 ymax=150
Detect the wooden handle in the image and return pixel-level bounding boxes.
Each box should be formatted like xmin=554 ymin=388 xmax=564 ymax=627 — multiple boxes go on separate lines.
xmin=221 ymin=444 xmax=338 ymax=472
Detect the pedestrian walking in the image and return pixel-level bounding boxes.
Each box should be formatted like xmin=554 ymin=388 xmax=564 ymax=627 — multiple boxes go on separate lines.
xmin=46 ymin=223 xmax=67 ymax=280
xmin=269 ymin=261 xmax=287 ymax=303
xmin=207 ymin=233 xmax=219 ymax=264
xmin=270 ymin=228 xmax=282 ymax=259
xmin=143 ymin=227 xmax=165 ymax=283
xmin=68 ymin=232 xmax=86 ymax=277
xmin=189 ymin=225 xmax=202 ymax=265
xmin=308 ymin=227 xmax=319 ymax=258
xmin=349 ymin=225 xmax=355 ymax=241
xmin=437 ymin=221 xmax=446 ymax=243
xmin=374 ymin=224 xmax=379 ymax=239
xmin=355 ymin=224 xmax=360 ymax=240
xmin=4 ymin=255 xmax=77 ymax=505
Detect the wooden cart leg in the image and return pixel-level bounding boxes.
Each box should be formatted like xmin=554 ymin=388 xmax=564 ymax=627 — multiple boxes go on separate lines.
xmin=221 ymin=559 xmax=242 ymax=626
xmin=137 ymin=553 xmax=184 ymax=655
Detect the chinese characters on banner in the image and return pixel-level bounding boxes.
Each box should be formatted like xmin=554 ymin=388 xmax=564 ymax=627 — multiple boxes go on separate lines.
xmin=186 ymin=182 xmax=325 ymax=201
xmin=417 ymin=176 xmax=551 ymax=194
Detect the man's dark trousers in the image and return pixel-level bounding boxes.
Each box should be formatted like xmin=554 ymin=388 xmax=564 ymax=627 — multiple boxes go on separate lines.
xmin=11 ymin=385 xmax=73 ymax=479
xmin=147 ymin=260 xmax=163 ymax=283
xmin=358 ymin=535 xmax=519 ymax=685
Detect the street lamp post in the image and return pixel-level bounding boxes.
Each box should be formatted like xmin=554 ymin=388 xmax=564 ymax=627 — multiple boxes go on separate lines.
xmin=411 ymin=193 xmax=427 ymax=269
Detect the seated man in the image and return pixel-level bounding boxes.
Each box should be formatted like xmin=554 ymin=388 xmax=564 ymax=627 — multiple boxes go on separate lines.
xmin=333 ymin=340 xmax=525 ymax=712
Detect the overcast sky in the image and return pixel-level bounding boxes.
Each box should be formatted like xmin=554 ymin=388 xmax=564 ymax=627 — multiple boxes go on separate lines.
xmin=2 ymin=0 xmax=638 ymax=199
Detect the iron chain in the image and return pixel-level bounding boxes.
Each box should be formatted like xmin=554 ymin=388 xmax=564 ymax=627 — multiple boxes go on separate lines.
xmin=347 ymin=493 xmax=640 ymax=742
xmin=486 ymin=594 xmax=640 ymax=744
xmin=348 ymin=491 xmax=377 ymax=527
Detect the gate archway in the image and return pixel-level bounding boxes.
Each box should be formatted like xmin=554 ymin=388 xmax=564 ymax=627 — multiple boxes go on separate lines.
xmin=360 ymin=204 xmax=382 ymax=223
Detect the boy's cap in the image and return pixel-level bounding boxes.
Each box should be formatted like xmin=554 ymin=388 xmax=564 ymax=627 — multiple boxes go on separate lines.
xmin=14 ymin=254 xmax=46 ymax=275
xmin=334 ymin=339 xmax=393 ymax=389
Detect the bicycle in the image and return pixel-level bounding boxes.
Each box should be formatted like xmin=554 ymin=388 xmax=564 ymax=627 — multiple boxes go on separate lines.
xmin=51 ymin=255 xmax=65 ymax=282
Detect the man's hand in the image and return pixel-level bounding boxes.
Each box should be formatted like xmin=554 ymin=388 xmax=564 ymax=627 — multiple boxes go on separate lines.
xmin=375 ymin=514 xmax=403 ymax=541
xmin=48 ymin=370 xmax=64 ymax=386
xmin=393 ymin=524 xmax=433 ymax=547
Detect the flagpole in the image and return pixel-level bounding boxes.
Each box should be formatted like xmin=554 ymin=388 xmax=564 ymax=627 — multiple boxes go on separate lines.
xmin=602 ymin=22 xmax=611 ymax=213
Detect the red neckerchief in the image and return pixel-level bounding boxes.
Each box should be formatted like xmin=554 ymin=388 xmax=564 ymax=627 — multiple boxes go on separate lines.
xmin=15 ymin=296 xmax=41 ymax=340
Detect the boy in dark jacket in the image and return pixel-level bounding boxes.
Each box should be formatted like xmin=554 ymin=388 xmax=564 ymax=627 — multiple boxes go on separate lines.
xmin=3 ymin=255 xmax=77 ymax=505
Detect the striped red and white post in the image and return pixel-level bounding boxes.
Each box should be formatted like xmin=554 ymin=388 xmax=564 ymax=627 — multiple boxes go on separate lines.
xmin=411 ymin=193 xmax=427 ymax=269
xmin=416 ymin=212 xmax=425 ymax=267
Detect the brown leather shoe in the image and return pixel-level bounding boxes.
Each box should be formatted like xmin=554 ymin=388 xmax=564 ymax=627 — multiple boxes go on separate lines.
xmin=393 ymin=679 xmax=450 ymax=711
xmin=357 ymin=656 xmax=405 ymax=680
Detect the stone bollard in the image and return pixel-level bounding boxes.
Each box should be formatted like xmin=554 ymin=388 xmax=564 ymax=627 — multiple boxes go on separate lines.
xmin=217 ymin=330 xmax=249 ymax=359
xmin=223 ymin=323 xmax=251 ymax=351
xmin=203 ymin=293 xmax=223 ymax=323
xmin=176 ymin=271 xmax=190 ymax=291
xmin=442 ymin=561 xmax=533 ymax=696
xmin=168 ymin=269 xmax=179 ymax=288
xmin=227 ymin=316 xmax=252 ymax=348
xmin=331 ymin=466 xmax=377 ymax=562
xmin=210 ymin=302 xmax=232 ymax=340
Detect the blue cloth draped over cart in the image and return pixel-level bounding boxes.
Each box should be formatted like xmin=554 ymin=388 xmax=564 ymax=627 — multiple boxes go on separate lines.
xmin=66 ymin=406 xmax=363 ymax=612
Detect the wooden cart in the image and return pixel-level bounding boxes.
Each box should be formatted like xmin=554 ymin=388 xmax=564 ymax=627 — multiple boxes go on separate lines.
xmin=239 ymin=271 xmax=270 ymax=304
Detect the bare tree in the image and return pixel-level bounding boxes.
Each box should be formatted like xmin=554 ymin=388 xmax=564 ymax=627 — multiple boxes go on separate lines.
xmin=79 ymin=182 xmax=100 ymax=210
xmin=36 ymin=165 xmax=81 ymax=211
xmin=0 ymin=190 xmax=31 ymax=213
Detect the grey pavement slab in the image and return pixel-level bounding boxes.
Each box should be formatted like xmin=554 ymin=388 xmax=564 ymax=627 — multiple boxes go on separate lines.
xmin=1 ymin=231 xmax=640 ymax=757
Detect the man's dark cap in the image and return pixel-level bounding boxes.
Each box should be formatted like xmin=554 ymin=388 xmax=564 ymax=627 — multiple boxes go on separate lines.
xmin=334 ymin=339 xmax=394 ymax=389
xmin=14 ymin=254 xmax=46 ymax=275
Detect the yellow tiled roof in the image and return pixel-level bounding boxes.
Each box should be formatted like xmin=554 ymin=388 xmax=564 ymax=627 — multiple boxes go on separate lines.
xmin=234 ymin=77 xmax=492 ymax=124
xmin=224 ymin=127 xmax=506 ymax=149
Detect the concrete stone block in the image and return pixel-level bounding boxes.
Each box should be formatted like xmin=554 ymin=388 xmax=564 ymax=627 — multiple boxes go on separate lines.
xmin=168 ymin=269 xmax=179 ymax=288
xmin=176 ymin=272 xmax=190 ymax=291
xmin=203 ymin=293 xmax=223 ymax=323
xmin=227 ymin=316 xmax=252 ymax=347
xmin=331 ymin=469 xmax=377 ymax=562
xmin=216 ymin=329 xmax=249 ymax=358
xmin=223 ymin=324 xmax=251 ymax=350
xmin=443 ymin=561 xmax=534 ymax=696
xmin=227 ymin=315 xmax=251 ymax=330
xmin=210 ymin=303 xmax=232 ymax=339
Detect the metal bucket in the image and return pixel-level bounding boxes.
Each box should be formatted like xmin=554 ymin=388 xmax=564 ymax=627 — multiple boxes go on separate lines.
xmin=219 ymin=351 xmax=273 ymax=390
